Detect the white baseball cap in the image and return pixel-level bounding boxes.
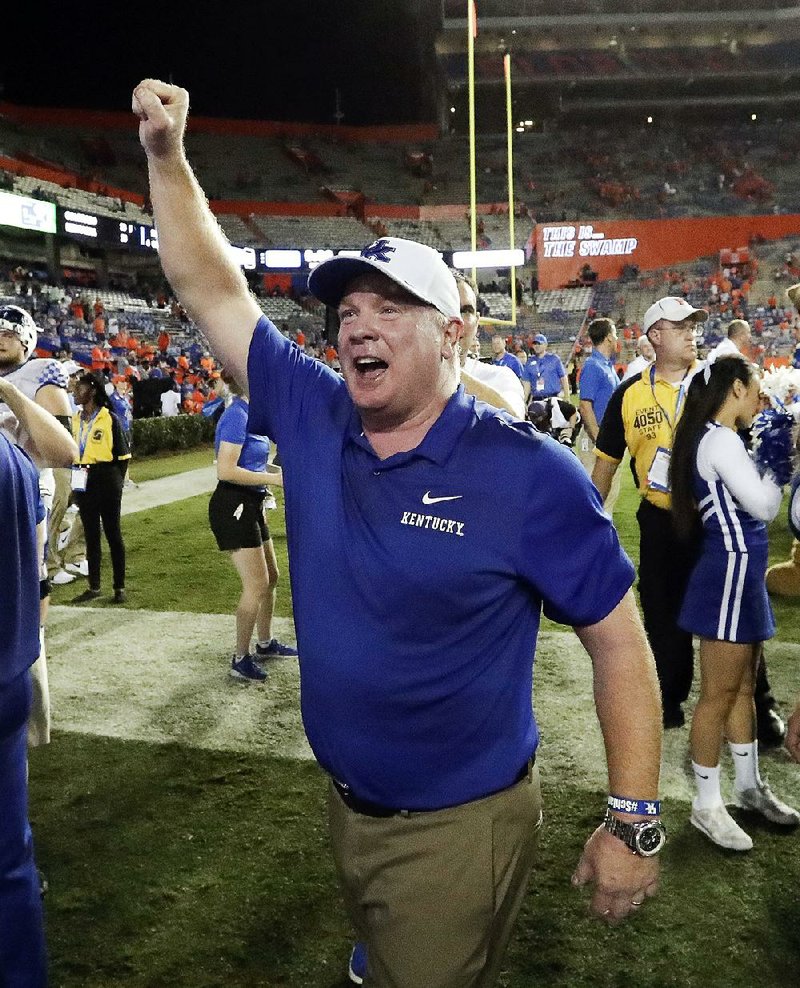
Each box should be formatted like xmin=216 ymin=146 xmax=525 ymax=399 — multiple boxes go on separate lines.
xmin=308 ymin=237 xmax=461 ymax=319
xmin=643 ymin=296 xmax=708 ymax=334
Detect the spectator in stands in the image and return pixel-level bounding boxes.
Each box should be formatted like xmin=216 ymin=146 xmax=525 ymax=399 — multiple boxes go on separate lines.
xmin=577 ymin=319 xmax=621 ymax=511
xmin=521 ymin=334 xmax=569 ymax=404
xmin=160 ymin=382 xmax=181 ymax=417
xmin=209 ymin=374 xmax=297 ymax=682
xmin=157 ymin=329 xmax=170 ymax=356
xmin=490 ymin=334 xmax=523 ymax=378
xmin=622 ymin=335 xmax=655 ymax=382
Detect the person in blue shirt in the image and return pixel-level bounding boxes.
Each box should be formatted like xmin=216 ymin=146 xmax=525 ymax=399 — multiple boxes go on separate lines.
xmin=490 ymin=334 xmax=523 ymax=377
xmin=136 ymin=78 xmax=665 ymax=988
xmin=577 ymin=318 xmax=622 ymax=510
xmin=522 ymin=333 xmax=569 ymax=403
xmin=209 ymin=375 xmax=297 ymax=682
xmin=0 ymin=377 xmax=78 ymax=988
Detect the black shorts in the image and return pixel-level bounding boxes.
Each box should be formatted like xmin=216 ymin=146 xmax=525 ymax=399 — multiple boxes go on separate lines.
xmin=208 ymin=482 xmax=270 ymax=551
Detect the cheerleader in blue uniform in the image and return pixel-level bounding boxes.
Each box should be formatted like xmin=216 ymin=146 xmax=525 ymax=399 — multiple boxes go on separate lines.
xmin=671 ymin=354 xmax=800 ymax=851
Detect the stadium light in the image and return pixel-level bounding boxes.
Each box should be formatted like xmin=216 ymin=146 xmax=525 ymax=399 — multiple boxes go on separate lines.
xmin=452 ymin=249 xmax=525 ymax=269
xmin=751 ymin=113 xmax=757 ymax=121
xmin=647 ymin=116 xmax=653 ymax=124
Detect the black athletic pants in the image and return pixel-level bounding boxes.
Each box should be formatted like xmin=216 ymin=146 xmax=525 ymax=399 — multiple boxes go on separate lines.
xmin=74 ymin=463 xmax=126 ymax=592
xmin=636 ymin=499 xmax=775 ymax=718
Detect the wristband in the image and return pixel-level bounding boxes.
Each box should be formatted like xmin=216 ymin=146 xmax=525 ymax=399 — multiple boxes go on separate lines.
xmin=607 ymin=795 xmax=660 ymax=816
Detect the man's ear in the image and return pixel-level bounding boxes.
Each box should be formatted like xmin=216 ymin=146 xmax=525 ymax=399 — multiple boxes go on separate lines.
xmin=442 ymin=317 xmax=463 ymax=358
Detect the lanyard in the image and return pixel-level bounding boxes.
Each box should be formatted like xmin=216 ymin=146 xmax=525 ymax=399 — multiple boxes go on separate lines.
xmin=77 ymin=410 xmax=100 ymax=461
xmin=649 ymin=364 xmax=689 ymax=438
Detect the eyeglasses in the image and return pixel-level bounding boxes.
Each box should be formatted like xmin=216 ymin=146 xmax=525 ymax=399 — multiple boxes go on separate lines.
xmin=654 ymin=322 xmax=702 ymax=338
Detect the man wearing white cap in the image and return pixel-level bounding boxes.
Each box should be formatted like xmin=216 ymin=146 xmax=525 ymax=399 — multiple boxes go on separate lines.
xmin=135 ymin=78 xmax=665 ymax=987
xmin=593 ymin=297 xmax=706 ymax=728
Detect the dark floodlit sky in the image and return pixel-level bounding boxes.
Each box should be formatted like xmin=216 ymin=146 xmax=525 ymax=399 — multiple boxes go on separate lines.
xmin=2 ymin=1 xmax=429 ymax=125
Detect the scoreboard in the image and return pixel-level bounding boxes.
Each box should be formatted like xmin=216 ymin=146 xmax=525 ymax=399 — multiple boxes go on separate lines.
xmin=57 ymin=208 xmax=159 ymax=253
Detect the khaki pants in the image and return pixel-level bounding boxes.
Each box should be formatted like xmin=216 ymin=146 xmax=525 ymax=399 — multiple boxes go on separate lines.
xmin=576 ymin=434 xmax=622 ymax=515
xmin=328 ymin=764 xmax=543 ymax=988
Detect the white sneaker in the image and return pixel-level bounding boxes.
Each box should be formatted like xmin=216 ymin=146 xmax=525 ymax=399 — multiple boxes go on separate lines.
xmin=735 ymin=782 xmax=800 ymax=827
xmin=690 ymin=801 xmax=753 ymax=851
xmin=66 ymin=561 xmax=89 ymax=577
xmin=51 ymin=569 xmax=76 ymax=585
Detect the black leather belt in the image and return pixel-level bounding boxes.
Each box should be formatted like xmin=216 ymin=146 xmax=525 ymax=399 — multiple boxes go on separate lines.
xmin=332 ymin=754 xmax=535 ymax=819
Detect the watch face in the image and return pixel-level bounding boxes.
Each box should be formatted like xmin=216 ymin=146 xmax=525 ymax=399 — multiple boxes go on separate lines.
xmin=635 ymin=824 xmax=665 ymax=856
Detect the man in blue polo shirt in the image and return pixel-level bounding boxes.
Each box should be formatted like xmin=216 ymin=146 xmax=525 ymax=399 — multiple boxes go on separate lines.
xmin=577 ymin=318 xmax=622 ymax=510
xmin=522 ymin=333 xmax=569 ymax=404
xmin=136 ymin=78 xmax=665 ymax=988
xmin=490 ymin=334 xmax=523 ymax=378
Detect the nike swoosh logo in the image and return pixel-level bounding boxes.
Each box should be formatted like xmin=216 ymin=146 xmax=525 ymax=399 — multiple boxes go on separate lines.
xmin=733 ymin=751 xmax=749 ymax=757
xmin=422 ymin=492 xmax=464 ymax=505
xmin=695 ymin=773 xmax=709 ymax=779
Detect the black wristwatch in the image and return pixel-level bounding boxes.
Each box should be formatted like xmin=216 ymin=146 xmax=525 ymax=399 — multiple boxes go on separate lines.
xmin=603 ymin=809 xmax=667 ymax=857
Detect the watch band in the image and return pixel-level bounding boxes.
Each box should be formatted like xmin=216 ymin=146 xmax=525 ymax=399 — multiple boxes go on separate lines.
xmin=603 ymin=808 xmax=667 ymax=857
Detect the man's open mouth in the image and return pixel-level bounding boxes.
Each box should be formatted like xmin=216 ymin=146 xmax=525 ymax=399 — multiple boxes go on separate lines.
xmin=354 ymin=356 xmax=388 ymax=379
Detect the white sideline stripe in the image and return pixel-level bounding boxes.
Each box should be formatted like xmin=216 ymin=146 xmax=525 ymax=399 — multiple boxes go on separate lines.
xmin=121 ymin=466 xmax=217 ymax=516
xmin=44 ymin=605 xmax=313 ymax=761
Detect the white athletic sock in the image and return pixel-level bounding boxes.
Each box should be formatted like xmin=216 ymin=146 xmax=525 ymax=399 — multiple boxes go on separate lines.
xmin=729 ymin=741 xmax=761 ymax=792
xmin=692 ymin=762 xmax=723 ymax=809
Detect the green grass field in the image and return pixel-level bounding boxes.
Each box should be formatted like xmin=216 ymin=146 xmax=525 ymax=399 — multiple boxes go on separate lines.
xmin=35 ymin=447 xmax=800 ymax=987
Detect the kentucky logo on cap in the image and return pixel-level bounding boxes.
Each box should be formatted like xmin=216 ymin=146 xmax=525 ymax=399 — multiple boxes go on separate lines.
xmin=361 ymin=239 xmax=396 ymax=263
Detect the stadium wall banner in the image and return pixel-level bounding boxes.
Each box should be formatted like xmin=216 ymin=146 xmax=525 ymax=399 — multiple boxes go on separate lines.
xmin=0 ymin=101 xmax=439 ymax=145
xmin=536 ymin=215 xmax=800 ymax=290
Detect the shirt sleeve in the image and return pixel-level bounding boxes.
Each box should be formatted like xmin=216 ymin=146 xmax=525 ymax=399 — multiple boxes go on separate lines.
xmin=111 ymin=412 xmax=131 ymax=461
xmin=215 ymin=402 xmax=248 ymax=447
xmin=247 ymin=316 xmax=348 ymax=447
xmin=518 ymin=439 xmax=635 ymax=626
xmin=697 ymin=427 xmax=782 ymax=522
xmin=594 ymin=375 xmax=633 ymax=463
xmin=579 ymin=360 xmax=600 ymax=402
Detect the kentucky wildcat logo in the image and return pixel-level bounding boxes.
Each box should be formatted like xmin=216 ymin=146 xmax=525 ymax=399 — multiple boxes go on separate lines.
xmin=361 ymin=239 xmax=396 ymax=263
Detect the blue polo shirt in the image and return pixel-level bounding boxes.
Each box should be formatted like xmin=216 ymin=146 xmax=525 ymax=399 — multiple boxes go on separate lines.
xmin=522 ymin=351 xmax=566 ymax=398
xmin=247 ymin=316 xmax=634 ymax=810
xmin=0 ymin=435 xmax=43 ymax=687
xmin=214 ymin=396 xmax=269 ymax=486
xmin=492 ymin=351 xmax=523 ymax=378
xmin=579 ymin=349 xmax=619 ymax=427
